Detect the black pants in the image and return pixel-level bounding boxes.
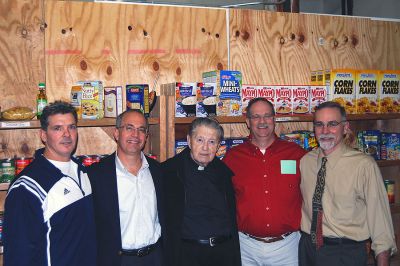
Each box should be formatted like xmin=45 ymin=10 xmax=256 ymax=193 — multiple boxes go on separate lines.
xmin=121 ymin=243 xmax=163 ymax=266
xmin=181 ymin=238 xmax=235 ymax=266
xmin=299 ymin=232 xmax=368 ymax=266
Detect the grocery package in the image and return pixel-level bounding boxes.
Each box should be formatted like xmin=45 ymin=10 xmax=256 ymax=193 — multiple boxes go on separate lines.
xmin=104 ymin=86 xmax=123 ymax=118
xmin=381 ymin=133 xmax=400 ymax=160
xmin=275 ymin=86 xmax=292 ymax=114
xmin=126 ymin=84 xmax=150 ymax=117
xmin=326 ymin=69 xmax=356 ymax=114
xmin=292 ymin=86 xmax=310 ymax=114
xmin=310 ymin=86 xmax=327 ymax=113
xmin=241 ymin=85 xmax=275 ymax=115
xmin=378 ymin=70 xmax=400 ymax=113
xmin=174 ymin=82 xmax=197 ymax=117
xmin=70 ymin=85 xmax=82 ymax=119
xmin=196 ymin=83 xmax=217 ymax=117
xmin=355 ymin=70 xmax=379 ymax=114
xmin=78 ymin=81 xmax=104 ymax=119
xmin=202 ymin=70 xmax=242 ymax=116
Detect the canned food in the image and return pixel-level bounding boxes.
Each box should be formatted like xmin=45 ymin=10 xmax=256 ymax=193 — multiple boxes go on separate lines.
xmin=0 ymin=158 xmax=15 ymax=183
xmin=15 ymin=157 xmax=33 ymax=176
xmin=384 ymin=180 xmax=395 ymax=204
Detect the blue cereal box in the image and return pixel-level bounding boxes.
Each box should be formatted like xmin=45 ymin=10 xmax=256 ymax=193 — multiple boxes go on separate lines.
xmin=381 ymin=133 xmax=400 ymax=160
xmin=126 ymin=84 xmax=150 ymax=117
xmin=175 ymin=140 xmax=188 ymax=154
xmin=196 ymin=82 xmax=217 ymax=117
xmin=202 ymin=70 xmax=242 ymax=116
xmin=227 ymin=138 xmax=246 ymax=150
xmin=175 ymin=82 xmax=197 ymax=117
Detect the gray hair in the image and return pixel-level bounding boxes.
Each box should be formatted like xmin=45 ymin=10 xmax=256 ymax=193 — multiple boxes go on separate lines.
xmin=188 ymin=117 xmax=224 ymax=142
xmin=314 ymin=101 xmax=347 ymax=121
xmin=116 ymin=109 xmax=149 ymax=130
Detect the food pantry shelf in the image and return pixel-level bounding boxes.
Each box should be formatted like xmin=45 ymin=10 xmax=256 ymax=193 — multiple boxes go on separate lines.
xmin=0 ymin=117 xmax=160 ymax=130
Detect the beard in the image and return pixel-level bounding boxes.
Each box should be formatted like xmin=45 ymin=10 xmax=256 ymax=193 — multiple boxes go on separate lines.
xmin=317 ymin=133 xmax=336 ymax=151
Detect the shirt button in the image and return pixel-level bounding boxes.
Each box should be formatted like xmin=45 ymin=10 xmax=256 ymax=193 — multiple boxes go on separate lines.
xmin=263 ymin=174 xmax=267 ymax=178
xmin=266 ymin=207 xmax=270 ymax=211
xmin=267 ymin=224 xmax=270 ymax=227
xmin=263 ymin=160 xmax=266 ymax=163
xmin=265 ymin=190 xmax=268 ymax=194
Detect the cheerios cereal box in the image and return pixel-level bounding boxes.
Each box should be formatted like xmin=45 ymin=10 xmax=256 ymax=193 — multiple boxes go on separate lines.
xmin=275 ymin=86 xmax=292 ymax=114
xmin=241 ymin=85 xmax=275 ymax=115
xmin=202 ymin=70 xmax=242 ymax=116
xmin=378 ymin=70 xmax=400 ymax=113
xmin=355 ymin=70 xmax=379 ymax=114
xmin=326 ymin=69 xmax=356 ymax=114
xmin=78 ymin=81 xmax=104 ymax=120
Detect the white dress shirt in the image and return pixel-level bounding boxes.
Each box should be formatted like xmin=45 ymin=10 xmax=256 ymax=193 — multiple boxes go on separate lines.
xmin=115 ymin=152 xmax=161 ymax=249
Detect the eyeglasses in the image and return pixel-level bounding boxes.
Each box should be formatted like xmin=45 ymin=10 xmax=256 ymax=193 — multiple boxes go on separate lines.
xmin=118 ymin=124 xmax=147 ymax=134
xmin=313 ymin=120 xmax=346 ymax=129
xmin=249 ymin=113 xmax=275 ymax=121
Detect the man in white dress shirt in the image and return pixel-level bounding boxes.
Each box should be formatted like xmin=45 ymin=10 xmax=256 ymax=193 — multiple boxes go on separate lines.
xmin=89 ymin=109 xmax=164 ymax=266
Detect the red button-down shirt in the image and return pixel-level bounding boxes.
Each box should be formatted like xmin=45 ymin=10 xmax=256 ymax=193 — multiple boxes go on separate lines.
xmin=223 ymin=137 xmax=307 ymax=237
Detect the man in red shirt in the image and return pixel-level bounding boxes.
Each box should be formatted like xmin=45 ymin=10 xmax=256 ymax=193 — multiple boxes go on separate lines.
xmin=223 ymin=97 xmax=307 ymax=266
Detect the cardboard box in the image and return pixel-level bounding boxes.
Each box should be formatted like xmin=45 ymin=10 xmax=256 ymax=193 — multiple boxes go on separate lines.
xmin=241 ymin=85 xmax=275 ymax=115
xmin=79 ymin=81 xmax=104 ymax=119
xmin=196 ymin=82 xmax=217 ymax=117
xmin=104 ymin=86 xmax=123 ymax=118
xmin=126 ymin=84 xmax=150 ymax=117
xmin=310 ymin=86 xmax=327 ymax=113
xmin=202 ymin=70 xmax=242 ymax=116
xmin=378 ymin=70 xmax=400 ymax=113
xmin=355 ymin=70 xmax=379 ymax=114
xmin=326 ymin=69 xmax=356 ymax=114
xmin=174 ymin=82 xmax=197 ymax=117
xmin=292 ymin=85 xmax=310 ymax=114
xmin=70 ymin=85 xmax=82 ymax=119
xmin=275 ymin=86 xmax=292 ymax=114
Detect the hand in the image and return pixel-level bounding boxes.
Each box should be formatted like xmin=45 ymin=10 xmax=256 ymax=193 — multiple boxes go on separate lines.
xmin=376 ymin=250 xmax=390 ymax=266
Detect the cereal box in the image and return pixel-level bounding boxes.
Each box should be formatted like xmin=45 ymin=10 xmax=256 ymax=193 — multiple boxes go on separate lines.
xmin=378 ymin=70 xmax=400 ymax=113
xmin=196 ymin=83 xmax=217 ymax=117
xmin=359 ymin=130 xmax=381 ymax=160
xmin=126 ymin=84 xmax=150 ymax=117
xmin=70 ymin=85 xmax=82 ymax=119
xmin=79 ymin=81 xmax=104 ymax=120
xmin=202 ymin=70 xmax=242 ymax=116
xmin=216 ymin=139 xmax=227 ymax=160
xmin=326 ymin=69 xmax=356 ymax=114
xmin=227 ymin=138 xmax=246 ymax=150
xmin=275 ymin=86 xmax=292 ymax=114
xmin=104 ymin=86 xmax=123 ymax=118
xmin=175 ymin=140 xmax=188 ymax=154
xmin=381 ymin=133 xmax=400 ymax=160
xmin=174 ymin=82 xmax=197 ymax=117
xmin=292 ymin=85 xmax=310 ymax=114
xmin=310 ymin=86 xmax=327 ymax=113
xmin=355 ymin=70 xmax=379 ymax=114
xmin=241 ymin=85 xmax=275 ymax=115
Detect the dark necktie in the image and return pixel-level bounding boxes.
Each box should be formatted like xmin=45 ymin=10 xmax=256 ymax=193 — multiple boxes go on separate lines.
xmin=310 ymin=157 xmax=327 ymax=249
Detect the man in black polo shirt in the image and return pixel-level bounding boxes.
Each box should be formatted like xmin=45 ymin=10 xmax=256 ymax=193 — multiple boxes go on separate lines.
xmin=162 ymin=117 xmax=241 ymax=266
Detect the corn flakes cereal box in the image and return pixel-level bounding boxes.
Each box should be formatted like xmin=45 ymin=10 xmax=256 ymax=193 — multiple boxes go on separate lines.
xmin=241 ymin=85 xmax=275 ymax=115
xmin=275 ymin=86 xmax=292 ymax=114
xmin=78 ymin=81 xmax=104 ymax=120
xmin=292 ymin=85 xmax=310 ymax=114
xmin=310 ymin=86 xmax=327 ymax=113
xmin=126 ymin=84 xmax=150 ymax=117
xmin=355 ymin=70 xmax=379 ymax=114
xmin=174 ymin=82 xmax=197 ymax=117
xmin=196 ymin=83 xmax=217 ymax=117
xmin=202 ymin=70 xmax=242 ymax=116
xmin=104 ymin=86 xmax=123 ymax=118
xmin=326 ymin=69 xmax=356 ymax=114
xmin=378 ymin=70 xmax=400 ymax=113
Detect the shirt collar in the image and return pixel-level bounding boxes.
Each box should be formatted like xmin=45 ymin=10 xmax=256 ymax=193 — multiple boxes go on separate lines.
xmin=246 ymin=135 xmax=280 ymax=154
xmin=317 ymin=142 xmax=349 ymax=168
xmin=115 ymin=151 xmax=149 ymax=174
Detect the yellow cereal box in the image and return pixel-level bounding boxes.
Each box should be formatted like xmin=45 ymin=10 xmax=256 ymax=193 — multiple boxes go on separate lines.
xmin=378 ymin=70 xmax=400 ymax=113
xmin=326 ymin=69 xmax=356 ymax=114
xmin=311 ymin=70 xmax=324 ymax=86
xmin=355 ymin=70 xmax=379 ymax=114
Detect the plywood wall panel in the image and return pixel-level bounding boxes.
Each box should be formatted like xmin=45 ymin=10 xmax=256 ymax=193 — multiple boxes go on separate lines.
xmin=0 ymin=0 xmax=44 ymax=110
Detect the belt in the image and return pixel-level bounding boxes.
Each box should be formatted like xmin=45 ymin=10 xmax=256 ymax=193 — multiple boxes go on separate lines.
xmin=119 ymin=239 xmax=160 ymax=257
xmin=301 ymin=232 xmax=367 ymax=246
xmin=243 ymin=232 xmax=293 ymax=243
xmin=182 ymin=235 xmax=232 ymax=247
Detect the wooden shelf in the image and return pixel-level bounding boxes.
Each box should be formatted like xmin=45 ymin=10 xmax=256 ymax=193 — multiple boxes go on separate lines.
xmin=377 ymin=160 xmax=400 ymax=167
xmin=0 ymin=117 xmax=159 ymax=130
xmin=174 ymin=113 xmax=400 ymax=124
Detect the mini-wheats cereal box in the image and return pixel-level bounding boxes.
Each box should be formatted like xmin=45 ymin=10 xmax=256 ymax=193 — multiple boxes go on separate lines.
xmin=275 ymin=86 xmax=292 ymax=114
xmin=126 ymin=84 xmax=150 ymax=117
xmin=292 ymin=85 xmax=310 ymax=114
xmin=241 ymin=85 xmax=275 ymax=115
xmin=355 ymin=70 xmax=379 ymax=114
xmin=326 ymin=69 xmax=356 ymax=114
xmin=202 ymin=70 xmax=242 ymax=116
xmin=196 ymin=83 xmax=217 ymax=117
xmin=78 ymin=81 xmax=104 ymax=120
xmin=310 ymin=86 xmax=327 ymax=113
xmin=378 ymin=70 xmax=400 ymax=113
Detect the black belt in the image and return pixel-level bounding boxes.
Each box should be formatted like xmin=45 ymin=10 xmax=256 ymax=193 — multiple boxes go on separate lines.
xmin=119 ymin=239 xmax=160 ymax=257
xmin=243 ymin=231 xmax=293 ymax=243
xmin=301 ymin=232 xmax=367 ymax=246
xmin=182 ymin=235 xmax=232 ymax=247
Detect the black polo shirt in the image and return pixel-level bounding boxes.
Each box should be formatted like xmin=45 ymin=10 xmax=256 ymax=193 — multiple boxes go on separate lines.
xmin=181 ymin=154 xmax=231 ymax=239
